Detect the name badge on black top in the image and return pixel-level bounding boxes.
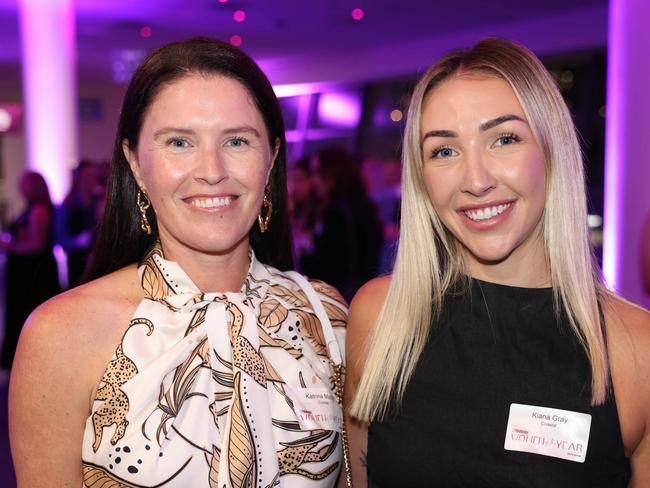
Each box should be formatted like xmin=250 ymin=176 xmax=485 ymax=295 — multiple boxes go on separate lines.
xmin=504 ymin=403 xmax=592 ymax=463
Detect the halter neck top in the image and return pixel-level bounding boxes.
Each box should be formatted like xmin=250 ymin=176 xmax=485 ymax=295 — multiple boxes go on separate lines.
xmin=367 ymin=278 xmax=630 ymax=487
xmin=82 ymin=243 xmax=347 ymax=487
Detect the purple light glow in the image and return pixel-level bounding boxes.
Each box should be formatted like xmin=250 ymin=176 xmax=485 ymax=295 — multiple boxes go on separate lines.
xmin=603 ymin=0 xmax=650 ymax=308
xmin=233 ymin=10 xmax=246 ymax=22
xmin=19 ymin=0 xmax=77 ymax=204
xmin=230 ymin=35 xmax=242 ymax=47
xmin=317 ymin=91 xmax=362 ymax=128
xmin=273 ymin=82 xmax=329 ymax=98
xmin=603 ymin=0 xmax=624 ymax=289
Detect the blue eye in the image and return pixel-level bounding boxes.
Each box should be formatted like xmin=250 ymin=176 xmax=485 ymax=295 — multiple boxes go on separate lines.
xmin=226 ymin=136 xmax=249 ymax=148
xmin=167 ymin=138 xmax=189 ymax=148
xmin=495 ymin=133 xmax=521 ymax=146
xmin=431 ymin=146 xmax=457 ymax=159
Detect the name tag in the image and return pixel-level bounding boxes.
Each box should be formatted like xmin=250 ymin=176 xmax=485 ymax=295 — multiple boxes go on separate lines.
xmin=504 ymin=403 xmax=592 ymax=463
xmin=288 ymin=387 xmax=343 ymax=432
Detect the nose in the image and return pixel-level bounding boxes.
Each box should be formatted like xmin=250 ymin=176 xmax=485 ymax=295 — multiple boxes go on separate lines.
xmin=195 ymin=146 xmax=227 ymax=185
xmin=460 ymin=149 xmax=497 ymax=196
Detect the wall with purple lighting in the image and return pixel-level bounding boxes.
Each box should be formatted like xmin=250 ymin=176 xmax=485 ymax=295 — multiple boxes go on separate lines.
xmin=19 ymin=0 xmax=77 ymax=204
xmin=604 ymin=0 xmax=650 ymax=307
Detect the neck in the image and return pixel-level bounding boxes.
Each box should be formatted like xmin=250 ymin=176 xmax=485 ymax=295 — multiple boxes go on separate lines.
xmin=158 ymin=236 xmax=251 ymax=293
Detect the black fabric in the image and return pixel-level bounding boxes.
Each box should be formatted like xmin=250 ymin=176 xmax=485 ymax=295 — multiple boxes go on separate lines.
xmin=300 ymin=197 xmax=382 ymax=302
xmin=1 ymin=206 xmax=60 ymax=369
xmin=367 ymin=279 xmax=630 ymax=487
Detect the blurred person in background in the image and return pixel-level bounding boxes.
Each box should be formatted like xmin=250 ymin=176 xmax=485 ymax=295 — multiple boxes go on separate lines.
xmin=56 ymin=159 xmax=105 ymax=287
xmin=363 ymin=158 xmax=402 ymax=274
xmin=301 ymin=147 xmax=383 ymax=301
xmin=288 ymin=155 xmax=319 ymax=267
xmin=9 ymin=37 xmax=347 ymax=487
xmin=0 ymin=171 xmax=60 ymax=371
xmin=345 ymin=38 xmax=649 ymax=486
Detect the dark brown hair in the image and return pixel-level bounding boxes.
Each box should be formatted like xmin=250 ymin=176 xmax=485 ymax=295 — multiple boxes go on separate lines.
xmin=86 ymin=37 xmax=293 ymax=280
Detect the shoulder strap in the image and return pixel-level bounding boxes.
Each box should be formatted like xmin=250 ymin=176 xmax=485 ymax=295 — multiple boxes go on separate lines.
xmin=285 ymin=271 xmax=343 ymax=367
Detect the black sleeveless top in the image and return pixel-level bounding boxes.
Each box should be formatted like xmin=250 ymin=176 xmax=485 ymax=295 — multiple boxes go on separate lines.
xmin=367 ymin=279 xmax=630 ymax=487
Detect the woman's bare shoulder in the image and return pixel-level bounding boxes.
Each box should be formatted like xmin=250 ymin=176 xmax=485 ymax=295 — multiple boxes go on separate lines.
xmin=604 ymin=293 xmax=650 ymax=354
xmin=18 ymin=264 xmax=142 ymax=372
xmin=348 ymin=275 xmax=391 ymax=327
xmin=346 ymin=276 xmax=391 ymax=378
xmin=9 ymin=265 xmax=143 ymax=485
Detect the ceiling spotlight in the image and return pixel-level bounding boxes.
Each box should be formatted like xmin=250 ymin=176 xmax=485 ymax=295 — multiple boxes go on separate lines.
xmin=233 ymin=10 xmax=246 ymax=22
xmin=351 ymin=8 xmax=364 ymax=21
xmin=218 ymin=0 xmax=229 ymax=3
xmin=390 ymin=109 xmax=403 ymax=122
xmin=139 ymin=26 xmax=152 ymax=38
xmin=230 ymin=35 xmax=242 ymax=47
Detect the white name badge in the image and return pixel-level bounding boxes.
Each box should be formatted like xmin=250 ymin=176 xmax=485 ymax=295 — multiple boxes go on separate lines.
xmin=504 ymin=403 xmax=592 ymax=463
xmin=288 ymin=387 xmax=343 ymax=432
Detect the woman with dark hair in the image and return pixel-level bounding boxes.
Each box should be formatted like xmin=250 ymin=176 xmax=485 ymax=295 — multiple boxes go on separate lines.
xmin=0 ymin=171 xmax=60 ymax=370
xmin=10 ymin=38 xmax=347 ymax=487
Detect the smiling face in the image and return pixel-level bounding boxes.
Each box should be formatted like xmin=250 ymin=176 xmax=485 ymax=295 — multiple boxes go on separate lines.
xmin=420 ymin=74 xmax=548 ymax=284
xmin=125 ymin=73 xmax=276 ymax=262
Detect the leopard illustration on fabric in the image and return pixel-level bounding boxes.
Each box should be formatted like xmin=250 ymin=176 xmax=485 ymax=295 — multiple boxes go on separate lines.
xmin=91 ymin=318 xmax=154 ymax=452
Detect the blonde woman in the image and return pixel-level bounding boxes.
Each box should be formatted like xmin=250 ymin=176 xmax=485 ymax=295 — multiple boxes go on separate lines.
xmin=345 ymin=39 xmax=650 ymax=486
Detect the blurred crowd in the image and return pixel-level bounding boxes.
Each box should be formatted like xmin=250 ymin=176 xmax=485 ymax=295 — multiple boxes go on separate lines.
xmin=0 ymin=160 xmax=108 ymax=372
xmin=289 ymin=147 xmax=400 ymax=301
xmin=0 ymin=146 xmax=400 ymax=371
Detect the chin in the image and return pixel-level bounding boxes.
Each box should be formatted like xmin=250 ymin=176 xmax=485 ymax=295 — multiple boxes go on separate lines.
xmin=464 ymin=243 xmax=516 ymax=266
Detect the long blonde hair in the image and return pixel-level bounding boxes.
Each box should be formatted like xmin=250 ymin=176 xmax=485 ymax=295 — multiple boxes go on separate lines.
xmin=351 ymin=38 xmax=608 ymax=422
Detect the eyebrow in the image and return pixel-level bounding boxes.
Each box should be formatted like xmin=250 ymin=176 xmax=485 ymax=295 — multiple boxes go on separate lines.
xmin=478 ymin=114 xmax=526 ymax=132
xmin=152 ymin=125 xmax=262 ymax=138
xmin=421 ymin=114 xmax=526 ymax=144
xmin=153 ymin=127 xmax=195 ymax=138
xmin=222 ymin=126 xmax=262 ymax=137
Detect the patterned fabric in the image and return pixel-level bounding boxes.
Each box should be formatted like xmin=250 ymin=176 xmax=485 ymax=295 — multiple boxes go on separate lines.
xmin=81 ymin=243 xmax=347 ymax=487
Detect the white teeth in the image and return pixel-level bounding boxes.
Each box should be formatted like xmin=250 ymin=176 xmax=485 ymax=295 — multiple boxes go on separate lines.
xmin=464 ymin=203 xmax=510 ymax=221
xmin=190 ymin=196 xmax=233 ymax=209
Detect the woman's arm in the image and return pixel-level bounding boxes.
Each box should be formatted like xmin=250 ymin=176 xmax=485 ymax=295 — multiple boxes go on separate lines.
xmin=9 ymin=270 xmax=139 ymax=487
xmin=340 ymin=276 xmax=391 ymax=488
xmin=604 ymin=295 xmax=650 ymax=486
xmin=9 ymin=298 xmax=91 ymax=486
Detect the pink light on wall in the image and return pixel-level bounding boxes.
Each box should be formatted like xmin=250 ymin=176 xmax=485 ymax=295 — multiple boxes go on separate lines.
xmin=19 ymin=0 xmax=77 ymax=204
xmin=603 ymin=0 xmax=650 ymax=307
xmin=318 ymin=91 xmax=361 ymax=128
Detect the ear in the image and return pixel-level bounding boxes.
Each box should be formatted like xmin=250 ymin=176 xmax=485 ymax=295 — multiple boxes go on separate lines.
xmin=123 ymin=139 xmax=146 ymax=191
xmin=266 ymin=137 xmax=280 ymax=183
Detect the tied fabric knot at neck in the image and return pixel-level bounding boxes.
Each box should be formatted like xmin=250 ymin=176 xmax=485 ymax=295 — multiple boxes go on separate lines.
xmin=81 ymin=242 xmax=347 ymax=488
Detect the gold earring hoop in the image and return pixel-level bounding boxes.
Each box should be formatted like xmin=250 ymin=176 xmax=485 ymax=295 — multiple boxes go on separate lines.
xmin=137 ymin=189 xmax=152 ymax=235
xmin=257 ymin=186 xmax=272 ymax=233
